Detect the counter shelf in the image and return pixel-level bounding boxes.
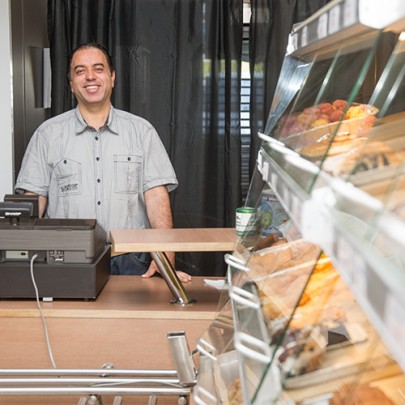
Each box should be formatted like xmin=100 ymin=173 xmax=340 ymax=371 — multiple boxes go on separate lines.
xmin=110 ymin=228 xmax=236 ymax=306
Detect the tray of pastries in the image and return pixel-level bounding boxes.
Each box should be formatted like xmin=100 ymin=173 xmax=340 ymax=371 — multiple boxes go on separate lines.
xmin=277 ymin=100 xmax=378 ymax=160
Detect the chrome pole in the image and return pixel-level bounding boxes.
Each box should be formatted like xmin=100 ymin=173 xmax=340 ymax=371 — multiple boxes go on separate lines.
xmin=0 ymin=377 xmax=181 ymax=385
xmin=0 ymin=369 xmax=178 ymax=377
xmin=0 ymin=386 xmax=190 ymax=396
xmin=150 ymin=251 xmax=196 ymax=305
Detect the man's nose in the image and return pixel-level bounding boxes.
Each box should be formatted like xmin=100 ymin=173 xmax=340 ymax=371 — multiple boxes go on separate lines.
xmin=85 ymin=69 xmax=96 ymax=80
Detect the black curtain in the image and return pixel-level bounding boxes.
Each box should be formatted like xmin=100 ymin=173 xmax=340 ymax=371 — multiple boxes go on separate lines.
xmin=249 ymin=0 xmax=332 ymax=175
xmin=47 ymin=0 xmax=243 ymax=276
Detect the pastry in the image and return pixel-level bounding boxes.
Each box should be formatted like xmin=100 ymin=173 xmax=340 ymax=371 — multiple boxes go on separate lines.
xmin=338 ymin=141 xmax=405 ymax=175
xmin=277 ymin=325 xmax=327 ymax=377
xmin=330 ymin=383 xmax=394 ymax=404
xmin=227 ymin=377 xmax=243 ymax=405
xmin=299 ymin=136 xmax=366 ymax=160
xmin=258 ymin=263 xmax=314 ymax=320
xmin=277 ymin=100 xmax=377 ymax=141
xmin=249 ymin=239 xmax=319 ymax=279
xmin=257 ymin=255 xmax=358 ymax=379
xmin=289 ymin=259 xmax=348 ymax=330
xmin=392 ymin=201 xmax=405 ymax=219
xmin=260 ymin=255 xmax=352 ymax=328
xmin=252 ymin=233 xmax=287 ymax=252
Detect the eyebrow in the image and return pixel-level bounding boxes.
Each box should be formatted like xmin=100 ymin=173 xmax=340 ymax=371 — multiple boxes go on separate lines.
xmin=73 ymin=63 xmax=106 ymax=71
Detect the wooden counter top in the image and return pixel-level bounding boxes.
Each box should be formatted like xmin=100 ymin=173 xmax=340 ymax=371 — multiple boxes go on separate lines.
xmin=0 ymin=276 xmax=224 ymax=320
xmin=0 ymin=276 xmax=225 ymax=405
xmin=0 ymin=276 xmax=225 ymax=377
xmin=110 ymin=227 xmax=237 ymax=254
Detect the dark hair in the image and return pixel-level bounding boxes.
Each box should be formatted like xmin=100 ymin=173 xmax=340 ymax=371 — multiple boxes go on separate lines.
xmin=68 ymin=42 xmax=115 ymax=79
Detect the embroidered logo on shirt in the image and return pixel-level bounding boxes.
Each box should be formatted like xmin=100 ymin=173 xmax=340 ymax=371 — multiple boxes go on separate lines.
xmin=61 ymin=183 xmax=79 ymax=193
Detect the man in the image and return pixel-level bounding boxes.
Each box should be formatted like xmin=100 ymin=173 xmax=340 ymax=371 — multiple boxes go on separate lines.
xmin=15 ymin=42 xmax=191 ymax=283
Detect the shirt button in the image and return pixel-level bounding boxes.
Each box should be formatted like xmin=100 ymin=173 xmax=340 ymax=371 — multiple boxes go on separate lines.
xmin=95 ymin=136 xmax=99 ymax=141
xmin=97 ymin=179 xmax=101 ymax=183
xmin=96 ymin=157 xmax=100 ymax=161
xmin=97 ymin=201 xmax=101 ymax=205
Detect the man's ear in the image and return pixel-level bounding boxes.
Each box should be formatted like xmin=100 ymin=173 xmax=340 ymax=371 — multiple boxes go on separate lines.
xmin=111 ymin=70 xmax=116 ymax=88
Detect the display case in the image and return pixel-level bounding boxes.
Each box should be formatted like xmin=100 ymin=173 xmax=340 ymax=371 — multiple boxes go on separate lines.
xmin=194 ymin=0 xmax=405 ymax=403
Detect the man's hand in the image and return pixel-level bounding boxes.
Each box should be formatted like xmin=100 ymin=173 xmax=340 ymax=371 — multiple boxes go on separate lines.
xmin=141 ymin=259 xmax=192 ymax=283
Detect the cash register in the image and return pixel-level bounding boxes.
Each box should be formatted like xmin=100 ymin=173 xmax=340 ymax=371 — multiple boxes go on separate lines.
xmin=0 ymin=194 xmax=110 ymax=299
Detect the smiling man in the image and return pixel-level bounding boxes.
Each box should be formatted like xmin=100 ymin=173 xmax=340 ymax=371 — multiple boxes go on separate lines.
xmin=15 ymin=43 xmax=191 ymax=282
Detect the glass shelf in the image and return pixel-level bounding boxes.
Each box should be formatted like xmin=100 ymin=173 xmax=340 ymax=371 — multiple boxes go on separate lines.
xmin=289 ymin=0 xmax=405 ymax=59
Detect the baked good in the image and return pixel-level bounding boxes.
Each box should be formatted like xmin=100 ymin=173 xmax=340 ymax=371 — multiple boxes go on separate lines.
xmin=289 ymin=259 xmax=350 ymax=330
xmin=227 ymin=378 xmax=243 ymax=405
xmin=330 ymin=383 xmax=394 ymax=404
xmin=249 ymin=239 xmax=319 ymax=279
xmin=299 ymin=136 xmax=366 ymax=160
xmin=258 ymin=256 xmax=359 ymax=379
xmin=277 ymin=325 xmax=327 ymax=377
xmin=257 ymin=254 xmax=332 ymax=320
xmin=277 ymin=100 xmax=378 ymax=160
xmin=337 ymin=141 xmax=405 ymax=175
xmin=258 ymin=262 xmax=314 ymax=320
xmin=260 ymin=254 xmax=353 ymax=328
xmin=392 ymin=201 xmax=405 ymax=219
xmin=252 ymin=233 xmax=287 ymax=252
xmin=277 ymin=100 xmax=377 ymax=142
xmin=278 ymin=100 xmax=348 ymax=139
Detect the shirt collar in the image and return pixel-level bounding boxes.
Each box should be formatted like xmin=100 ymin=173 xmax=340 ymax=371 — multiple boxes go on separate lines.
xmin=74 ymin=105 xmax=119 ymax=135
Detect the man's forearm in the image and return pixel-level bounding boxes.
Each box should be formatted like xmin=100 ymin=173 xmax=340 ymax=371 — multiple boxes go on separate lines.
xmin=144 ymin=186 xmax=174 ymax=265
xmin=144 ymin=186 xmax=173 ymax=229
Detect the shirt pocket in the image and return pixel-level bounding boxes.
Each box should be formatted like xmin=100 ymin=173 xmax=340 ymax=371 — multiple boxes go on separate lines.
xmin=54 ymin=158 xmax=82 ymax=196
xmin=114 ymin=155 xmax=142 ymax=194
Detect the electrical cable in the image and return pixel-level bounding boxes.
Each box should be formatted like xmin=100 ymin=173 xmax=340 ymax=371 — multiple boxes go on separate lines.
xmin=30 ymin=254 xmax=57 ymax=368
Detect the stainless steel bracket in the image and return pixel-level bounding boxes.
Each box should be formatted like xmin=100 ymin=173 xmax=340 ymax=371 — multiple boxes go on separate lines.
xmin=150 ymin=251 xmax=196 ymax=305
xmin=167 ymin=331 xmax=197 ymax=387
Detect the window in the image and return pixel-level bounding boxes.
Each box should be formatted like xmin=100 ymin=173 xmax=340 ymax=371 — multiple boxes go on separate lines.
xmin=241 ymin=2 xmax=251 ymax=202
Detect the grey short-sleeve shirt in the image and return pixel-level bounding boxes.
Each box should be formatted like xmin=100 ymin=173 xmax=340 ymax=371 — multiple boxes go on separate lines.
xmin=15 ymin=106 xmax=178 ymax=239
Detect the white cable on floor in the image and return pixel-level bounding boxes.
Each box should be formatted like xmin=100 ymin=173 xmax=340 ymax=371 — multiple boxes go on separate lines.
xmin=30 ymin=254 xmax=57 ymax=369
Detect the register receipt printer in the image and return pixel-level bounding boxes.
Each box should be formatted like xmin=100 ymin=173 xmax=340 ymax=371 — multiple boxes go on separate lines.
xmin=0 ymin=194 xmax=110 ymax=299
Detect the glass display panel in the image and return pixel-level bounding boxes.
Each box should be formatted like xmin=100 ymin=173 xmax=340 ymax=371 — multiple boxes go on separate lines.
xmin=254 ymin=257 xmax=402 ymax=405
xmin=261 ymin=31 xmax=398 ymax=195
xmin=234 ymin=243 xmax=322 ymax=404
xmin=263 ymin=56 xmax=313 ymax=136
xmin=321 ymin=32 xmax=405 ymax=272
xmin=322 ymin=32 xmax=405 ymax=191
xmin=234 ymin=168 xmax=304 ymax=259
xmin=194 ymin=275 xmax=237 ymax=403
xmin=199 ymin=10 xmax=405 ymax=405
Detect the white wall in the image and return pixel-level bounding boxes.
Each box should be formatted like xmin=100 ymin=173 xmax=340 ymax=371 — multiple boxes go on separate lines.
xmin=0 ymin=0 xmax=13 ymax=198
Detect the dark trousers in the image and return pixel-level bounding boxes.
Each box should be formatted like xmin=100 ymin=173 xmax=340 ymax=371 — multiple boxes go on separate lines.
xmin=110 ymin=252 xmax=152 ymax=275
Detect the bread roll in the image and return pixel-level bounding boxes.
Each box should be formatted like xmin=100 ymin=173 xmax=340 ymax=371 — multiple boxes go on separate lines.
xmin=330 ymin=383 xmax=394 ymax=404
xmin=299 ymin=136 xmax=366 ymax=160
xmin=227 ymin=378 xmax=243 ymax=405
xmin=277 ymin=325 xmax=327 ymax=377
xmin=249 ymin=239 xmax=319 ymax=279
xmin=343 ymin=142 xmax=404 ymax=174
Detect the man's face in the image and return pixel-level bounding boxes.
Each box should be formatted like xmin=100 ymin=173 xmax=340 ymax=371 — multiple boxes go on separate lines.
xmin=69 ymin=47 xmax=115 ymax=108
